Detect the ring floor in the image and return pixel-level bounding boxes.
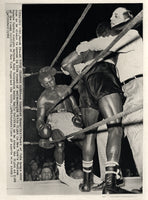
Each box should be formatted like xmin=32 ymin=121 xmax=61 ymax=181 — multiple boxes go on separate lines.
xmin=8 ymin=177 xmax=142 ymax=195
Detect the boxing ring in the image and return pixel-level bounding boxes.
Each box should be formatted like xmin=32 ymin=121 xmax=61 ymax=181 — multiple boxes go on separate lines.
xmin=8 ymin=177 xmax=142 ymax=195
xmin=22 ymin=6 xmax=143 ymax=195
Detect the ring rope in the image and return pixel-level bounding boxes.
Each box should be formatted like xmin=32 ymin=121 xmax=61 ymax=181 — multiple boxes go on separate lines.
xmin=23 ymin=4 xmax=92 ymax=78
xmin=48 ymin=104 xmax=143 ymax=144
xmin=24 ymin=141 xmax=38 ymax=145
xmin=49 ymin=4 xmax=92 ymax=69
xmin=24 ymin=10 xmax=143 ymax=144
xmin=23 ymin=70 xmax=63 ymax=78
xmin=47 ymin=10 xmax=143 ymax=113
xmin=23 ymin=104 xmax=142 ymax=146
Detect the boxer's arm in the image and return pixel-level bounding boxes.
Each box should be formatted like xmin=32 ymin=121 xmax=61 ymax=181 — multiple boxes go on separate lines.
xmin=36 ymin=97 xmax=46 ymax=131
xmin=62 ymin=50 xmax=83 ymax=67
xmin=69 ymin=95 xmax=81 ymax=115
xmin=76 ymin=36 xmax=115 ymax=54
xmin=69 ymin=95 xmax=83 ymax=128
xmin=76 ymin=30 xmax=140 ymax=54
xmin=61 ymin=51 xmax=83 ymax=79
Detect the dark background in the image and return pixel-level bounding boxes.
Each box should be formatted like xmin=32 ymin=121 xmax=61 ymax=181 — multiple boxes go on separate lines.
xmin=23 ymin=4 xmax=142 ymax=179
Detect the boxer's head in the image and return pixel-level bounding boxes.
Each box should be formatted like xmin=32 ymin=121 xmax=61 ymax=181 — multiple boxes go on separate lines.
xmin=38 ymin=67 xmax=56 ymax=89
xmin=110 ymin=7 xmax=133 ymax=28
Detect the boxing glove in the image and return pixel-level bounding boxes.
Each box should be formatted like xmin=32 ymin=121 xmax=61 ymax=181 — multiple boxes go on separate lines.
xmin=38 ymin=124 xmax=52 ymax=139
xmin=72 ymin=114 xmax=83 ymax=128
xmin=51 ymin=129 xmax=65 ymax=141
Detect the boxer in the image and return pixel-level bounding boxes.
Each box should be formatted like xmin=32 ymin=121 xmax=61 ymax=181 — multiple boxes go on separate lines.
xmin=61 ymin=22 xmax=126 ymax=193
xmin=36 ymin=66 xmax=84 ymax=187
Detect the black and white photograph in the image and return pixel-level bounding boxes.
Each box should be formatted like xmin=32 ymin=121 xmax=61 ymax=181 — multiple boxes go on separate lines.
xmin=2 ymin=1 xmax=146 ymax=198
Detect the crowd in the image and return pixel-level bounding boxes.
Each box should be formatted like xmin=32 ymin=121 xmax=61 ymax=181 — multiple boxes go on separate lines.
xmin=25 ymin=156 xmax=58 ymax=181
xmin=24 ymin=141 xmax=138 ymax=182
xmin=24 ymin=148 xmax=84 ymax=181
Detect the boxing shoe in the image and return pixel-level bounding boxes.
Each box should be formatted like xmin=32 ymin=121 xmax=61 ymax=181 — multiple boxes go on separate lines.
xmin=79 ymin=160 xmax=96 ymax=192
xmin=102 ymin=166 xmax=133 ymax=194
xmin=116 ymin=166 xmax=124 ymax=187
xmin=92 ymin=178 xmax=124 ymax=191
xmin=92 ymin=168 xmax=124 ymax=191
xmin=79 ymin=172 xmax=91 ymax=192
xmin=116 ymin=177 xmax=124 ymax=187
xmin=103 ymin=185 xmax=134 ymax=194
xmin=82 ymin=173 xmax=104 ymax=191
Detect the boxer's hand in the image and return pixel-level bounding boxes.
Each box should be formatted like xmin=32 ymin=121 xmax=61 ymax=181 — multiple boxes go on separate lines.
xmin=72 ymin=114 xmax=83 ymax=128
xmin=51 ymin=129 xmax=65 ymax=141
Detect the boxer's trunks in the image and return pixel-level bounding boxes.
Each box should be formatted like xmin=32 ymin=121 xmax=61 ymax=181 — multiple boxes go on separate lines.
xmin=79 ymin=62 xmax=123 ymax=109
xmin=47 ymin=112 xmax=81 ymax=136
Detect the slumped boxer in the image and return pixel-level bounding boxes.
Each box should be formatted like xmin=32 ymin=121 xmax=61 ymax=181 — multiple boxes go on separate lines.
xmin=36 ymin=66 xmax=84 ymax=188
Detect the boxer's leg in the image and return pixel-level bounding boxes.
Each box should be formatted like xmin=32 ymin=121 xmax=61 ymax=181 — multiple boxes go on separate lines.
xmin=99 ymin=93 xmax=123 ymax=163
xmin=99 ymin=93 xmax=132 ymax=193
xmin=54 ymin=142 xmax=65 ymax=165
xmin=54 ymin=141 xmax=81 ymax=188
xmin=53 ymin=138 xmax=75 ymax=186
xmin=54 ymin=142 xmax=66 ymax=180
xmin=52 ymin=129 xmax=65 ymax=167
xmin=79 ymin=107 xmax=99 ymax=192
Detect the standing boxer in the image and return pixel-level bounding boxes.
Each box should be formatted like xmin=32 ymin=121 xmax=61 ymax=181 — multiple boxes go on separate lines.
xmin=61 ymin=22 xmax=129 ymax=193
xmin=75 ymin=7 xmax=143 ymax=193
